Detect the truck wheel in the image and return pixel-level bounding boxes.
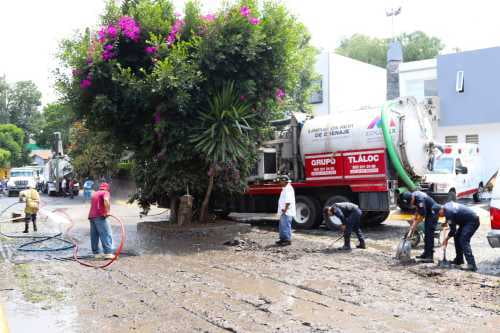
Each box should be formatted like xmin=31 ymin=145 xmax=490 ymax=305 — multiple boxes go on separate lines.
xmin=323 ymin=195 xmax=351 ymax=231
xmin=292 ymin=195 xmax=321 ymax=229
xmin=361 ymin=211 xmax=389 ymax=225
xmin=447 ymin=190 xmax=457 ymax=202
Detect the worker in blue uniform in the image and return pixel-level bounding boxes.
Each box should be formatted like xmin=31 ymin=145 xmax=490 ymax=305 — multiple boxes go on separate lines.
xmin=438 ymin=202 xmax=480 ymax=271
xmin=400 ymin=191 xmax=439 ymax=262
xmin=324 ymin=202 xmax=366 ymax=251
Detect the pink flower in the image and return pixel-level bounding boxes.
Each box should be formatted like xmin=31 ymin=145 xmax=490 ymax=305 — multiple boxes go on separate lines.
xmin=80 ymin=79 xmax=91 ymax=89
xmin=175 ymin=12 xmax=181 ymax=17
xmin=86 ymin=58 xmax=93 ymax=65
xmin=145 ymin=46 xmax=158 ymax=54
xmin=104 ymin=44 xmax=114 ymax=51
xmin=72 ymin=69 xmax=81 ymax=77
xmin=249 ymin=17 xmax=260 ymax=25
xmin=153 ymin=111 xmax=161 ymax=124
xmin=201 ymin=13 xmax=216 ymax=22
xmin=107 ymin=25 xmax=118 ymax=39
xmin=118 ymin=16 xmax=141 ymax=41
xmin=239 ymin=95 xmax=246 ymax=101
xmin=240 ymin=6 xmax=251 ymax=17
xmin=166 ymin=19 xmax=185 ymax=45
xmin=102 ymin=49 xmax=115 ymax=61
xmin=97 ymin=28 xmax=107 ymax=42
xmin=275 ymin=88 xmax=285 ymax=101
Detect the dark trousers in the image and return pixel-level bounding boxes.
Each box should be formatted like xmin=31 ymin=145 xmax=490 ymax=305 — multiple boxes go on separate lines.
xmin=454 ymin=218 xmax=480 ymax=265
xmin=24 ymin=213 xmax=37 ymax=231
xmin=423 ymin=209 xmax=439 ymax=257
xmin=344 ymin=209 xmax=364 ymax=242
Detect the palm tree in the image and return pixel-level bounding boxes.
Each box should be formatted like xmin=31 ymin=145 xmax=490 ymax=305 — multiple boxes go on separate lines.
xmin=191 ymin=82 xmax=254 ymax=223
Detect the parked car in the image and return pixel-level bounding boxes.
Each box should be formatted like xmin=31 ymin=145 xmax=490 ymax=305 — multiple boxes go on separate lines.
xmin=487 ymin=171 xmax=500 ymax=248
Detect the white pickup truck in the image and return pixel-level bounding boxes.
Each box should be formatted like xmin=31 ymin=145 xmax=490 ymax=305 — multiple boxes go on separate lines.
xmin=422 ymin=143 xmax=484 ymax=203
xmin=6 ymin=167 xmax=38 ymax=197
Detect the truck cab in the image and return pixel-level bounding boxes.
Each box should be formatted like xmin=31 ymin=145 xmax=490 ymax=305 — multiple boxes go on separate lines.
xmin=6 ymin=167 xmax=37 ymax=196
xmin=422 ymin=143 xmax=483 ymax=203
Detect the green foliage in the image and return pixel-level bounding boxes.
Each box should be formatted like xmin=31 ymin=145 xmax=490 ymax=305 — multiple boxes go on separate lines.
xmin=57 ymin=0 xmax=317 ymax=212
xmin=336 ymin=31 xmax=445 ymax=67
xmin=34 ymin=103 xmax=75 ymax=149
xmin=68 ymin=121 xmax=122 ymax=180
xmin=0 ymin=124 xmax=25 ymax=167
xmin=191 ymin=82 xmax=254 ymax=164
xmin=5 ymin=81 xmax=42 ymax=135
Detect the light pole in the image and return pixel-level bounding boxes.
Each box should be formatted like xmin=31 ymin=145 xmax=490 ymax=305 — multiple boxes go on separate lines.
xmin=386 ymin=6 xmax=402 ymax=41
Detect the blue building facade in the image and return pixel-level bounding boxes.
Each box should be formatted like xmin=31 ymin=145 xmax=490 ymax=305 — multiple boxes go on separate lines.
xmin=437 ymin=47 xmax=500 ymax=126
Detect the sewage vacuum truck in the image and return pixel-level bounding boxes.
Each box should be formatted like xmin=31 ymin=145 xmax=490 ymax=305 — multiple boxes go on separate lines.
xmin=214 ymin=97 xmax=438 ymax=228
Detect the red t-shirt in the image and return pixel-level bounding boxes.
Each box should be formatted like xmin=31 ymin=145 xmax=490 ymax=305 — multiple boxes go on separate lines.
xmin=88 ymin=190 xmax=110 ymax=219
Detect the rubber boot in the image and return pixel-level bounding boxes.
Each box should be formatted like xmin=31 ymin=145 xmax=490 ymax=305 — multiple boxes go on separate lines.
xmin=356 ymin=239 xmax=366 ymax=249
xmin=23 ymin=223 xmax=29 ymax=233
xmin=33 ymin=221 xmax=37 ymax=232
xmin=338 ymin=236 xmax=351 ymax=251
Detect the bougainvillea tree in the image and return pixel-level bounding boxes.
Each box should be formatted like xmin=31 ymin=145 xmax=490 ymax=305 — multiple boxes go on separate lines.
xmin=57 ymin=0 xmax=317 ymax=222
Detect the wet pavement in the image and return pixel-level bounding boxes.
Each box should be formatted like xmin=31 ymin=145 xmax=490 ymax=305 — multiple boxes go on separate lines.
xmin=0 ymin=194 xmax=498 ymax=332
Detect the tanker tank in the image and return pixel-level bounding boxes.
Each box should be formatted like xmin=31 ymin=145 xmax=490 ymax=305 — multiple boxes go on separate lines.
xmin=299 ymin=98 xmax=434 ymax=180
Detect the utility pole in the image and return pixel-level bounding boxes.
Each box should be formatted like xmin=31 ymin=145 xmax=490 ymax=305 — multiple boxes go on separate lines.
xmin=385 ymin=6 xmax=403 ymax=100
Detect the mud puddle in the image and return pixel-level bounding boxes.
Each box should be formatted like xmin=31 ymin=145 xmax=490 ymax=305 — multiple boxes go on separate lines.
xmin=4 ymin=290 xmax=78 ymax=333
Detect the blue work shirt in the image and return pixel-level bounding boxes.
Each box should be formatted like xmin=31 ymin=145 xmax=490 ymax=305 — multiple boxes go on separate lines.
xmin=443 ymin=202 xmax=479 ymax=237
xmin=413 ymin=191 xmax=437 ymax=217
xmin=332 ymin=202 xmax=360 ymax=225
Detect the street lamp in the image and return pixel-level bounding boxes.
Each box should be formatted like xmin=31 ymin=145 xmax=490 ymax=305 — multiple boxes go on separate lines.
xmin=386 ymin=6 xmax=402 ymax=40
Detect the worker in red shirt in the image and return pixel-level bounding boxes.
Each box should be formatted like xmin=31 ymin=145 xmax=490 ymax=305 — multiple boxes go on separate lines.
xmin=88 ymin=182 xmax=114 ymax=259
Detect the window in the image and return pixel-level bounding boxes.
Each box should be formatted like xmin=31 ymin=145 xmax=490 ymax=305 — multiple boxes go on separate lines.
xmin=424 ymin=79 xmax=437 ymax=97
xmin=405 ymin=79 xmax=425 ymax=101
xmin=309 ymin=78 xmax=323 ymax=104
xmin=465 ymin=134 xmax=479 ymax=144
xmin=445 ymin=135 xmax=458 ymax=144
xmin=456 ymin=70 xmax=464 ymax=93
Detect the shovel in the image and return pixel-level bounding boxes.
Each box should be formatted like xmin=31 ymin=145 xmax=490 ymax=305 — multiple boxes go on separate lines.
xmin=395 ymin=229 xmax=413 ymax=262
xmin=437 ymin=246 xmax=452 ymax=268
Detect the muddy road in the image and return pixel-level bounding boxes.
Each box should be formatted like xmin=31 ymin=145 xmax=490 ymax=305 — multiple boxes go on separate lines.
xmin=0 ymin=195 xmax=499 ymax=332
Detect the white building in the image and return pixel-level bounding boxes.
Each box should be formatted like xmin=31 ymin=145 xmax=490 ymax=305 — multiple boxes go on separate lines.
xmin=311 ymin=51 xmax=387 ymax=116
xmin=399 ymin=48 xmax=500 ymax=181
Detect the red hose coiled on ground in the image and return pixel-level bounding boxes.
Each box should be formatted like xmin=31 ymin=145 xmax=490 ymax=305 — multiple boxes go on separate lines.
xmin=55 ymin=209 xmax=126 ymax=268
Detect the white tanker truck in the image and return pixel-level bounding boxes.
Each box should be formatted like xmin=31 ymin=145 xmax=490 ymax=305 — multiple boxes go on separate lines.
xmin=214 ymin=97 xmax=438 ymax=228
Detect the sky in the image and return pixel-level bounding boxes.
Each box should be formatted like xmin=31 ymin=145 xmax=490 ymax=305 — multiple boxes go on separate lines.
xmin=1 ymin=0 xmax=500 ymax=106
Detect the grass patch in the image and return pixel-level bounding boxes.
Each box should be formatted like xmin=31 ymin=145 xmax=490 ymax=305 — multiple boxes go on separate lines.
xmin=13 ymin=264 xmax=66 ymax=304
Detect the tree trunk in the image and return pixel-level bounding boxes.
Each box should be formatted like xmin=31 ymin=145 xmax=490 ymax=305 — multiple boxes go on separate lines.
xmin=199 ymin=165 xmax=215 ymax=224
xmin=169 ymin=195 xmax=179 ymax=224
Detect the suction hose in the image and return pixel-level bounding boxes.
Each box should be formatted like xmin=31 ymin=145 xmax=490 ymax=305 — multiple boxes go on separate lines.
xmin=380 ymin=101 xmax=418 ymax=191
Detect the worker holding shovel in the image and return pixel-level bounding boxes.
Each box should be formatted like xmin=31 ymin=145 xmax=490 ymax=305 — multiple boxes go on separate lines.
xmin=324 ymin=202 xmax=366 ymax=251
xmin=400 ymin=191 xmax=439 ymax=263
xmin=438 ymin=202 xmax=480 ymax=272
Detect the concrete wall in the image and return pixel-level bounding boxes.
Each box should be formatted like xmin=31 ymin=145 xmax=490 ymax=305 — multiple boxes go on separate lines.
xmin=436 ymin=123 xmax=500 ymax=181
xmin=399 ymin=59 xmax=437 ymax=101
xmin=438 ymin=47 xmax=500 ymax=126
xmin=312 ymin=51 xmax=386 ymax=116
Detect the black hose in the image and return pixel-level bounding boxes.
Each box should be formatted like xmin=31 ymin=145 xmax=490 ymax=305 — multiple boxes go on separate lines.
xmin=0 ymin=201 xmax=75 ymax=252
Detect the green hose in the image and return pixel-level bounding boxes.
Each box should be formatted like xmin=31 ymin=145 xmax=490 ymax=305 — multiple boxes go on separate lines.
xmin=380 ymin=102 xmax=418 ymax=191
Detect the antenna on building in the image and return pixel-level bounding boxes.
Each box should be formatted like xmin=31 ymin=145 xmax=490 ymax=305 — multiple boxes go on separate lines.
xmin=385 ymin=6 xmax=402 ymax=40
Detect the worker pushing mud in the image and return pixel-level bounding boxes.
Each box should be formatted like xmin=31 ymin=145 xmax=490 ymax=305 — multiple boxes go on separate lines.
xmin=324 ymin=202 xmax=366 ymax=251
xmin=400 ymin=191 xmax=440 ymax=262
xmin=19 ymin=184 xmax=40 ymax=233
xmin=438 ymin=202 xmax=480 ymax=271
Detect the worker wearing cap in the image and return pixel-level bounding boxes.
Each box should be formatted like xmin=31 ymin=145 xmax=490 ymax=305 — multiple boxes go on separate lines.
xmin=324 ymin=202 xmax=366 ymax=250
xmin=438 ymin=202 xmax=480 ymax=271
xmin=88 ymin=182 xmax=114 ymax=259
xmin=19 ymin=184 xmax=40 ymax=233
xmin=400 ymin=191 xmax=439 ymax=262
xmin=276 ymin=176 xmax=296 ymax=246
